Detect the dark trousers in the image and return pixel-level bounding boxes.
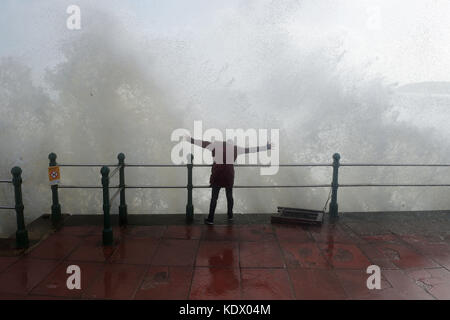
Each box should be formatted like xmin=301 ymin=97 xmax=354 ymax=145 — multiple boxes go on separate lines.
xmin=207 ymin=185 xmax=233 ymax=221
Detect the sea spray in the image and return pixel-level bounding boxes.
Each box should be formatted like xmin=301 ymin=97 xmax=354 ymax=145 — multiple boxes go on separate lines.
xmin=1 ymin=1 xmax=450 ymax=236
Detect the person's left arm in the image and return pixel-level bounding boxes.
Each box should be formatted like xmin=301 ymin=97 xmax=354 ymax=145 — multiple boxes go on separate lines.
xmin=185 ymin=135 xmax=211 ymax=149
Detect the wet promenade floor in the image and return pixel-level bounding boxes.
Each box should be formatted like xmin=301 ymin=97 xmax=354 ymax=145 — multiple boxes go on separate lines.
xmin=0 ymin=212 xmax=449 ymax=300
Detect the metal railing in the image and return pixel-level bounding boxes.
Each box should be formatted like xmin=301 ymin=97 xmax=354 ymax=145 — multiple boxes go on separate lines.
xmin=48 ymin=152 xmax=450 ymax=245
xmin=0 ymin=167 xmax=29 ymax=248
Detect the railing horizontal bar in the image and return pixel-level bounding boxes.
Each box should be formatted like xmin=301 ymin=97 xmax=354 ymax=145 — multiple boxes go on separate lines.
xmin=0 ymin=180 xmax=11 ymax=183
xmin=280 ymin=164 xmax=332 ymax=167
xmin=340 ymin=184 xmax=450 ymax=187
xmin=125 ymin=185 xmax=186 ymax=189
xmin=231 ymin=185 xmax=331 ymax=188
xmin=58 ymin=185 xmax=121 ymax=189
xmin=340 ymin=164 xmax=450 ymax=167
xmin=123 ymin=185 xmax=331 ymax=189
xmin=124 ymin=164 xmax=332 ymax=168
xmin=57 ymin=164 xmax=120 ymax=167
xmin=235 ymin=164 xmax=332 ymax=167
xmin=54 ymin=163 xmax=450 ymax=168
xmin=125 ymin=164 xmax=185 ymax=167
xmin=58 ymin=186 xmax=102 ymax=189
xmin=55 ymin=183 xmax=450 ymax=189
xmin=0 ymin=206 xmax=14 ymax=210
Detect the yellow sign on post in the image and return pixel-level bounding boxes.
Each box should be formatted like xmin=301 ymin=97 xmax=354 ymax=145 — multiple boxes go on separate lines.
xmin=48 ymin=166 xmax=60 ymax=185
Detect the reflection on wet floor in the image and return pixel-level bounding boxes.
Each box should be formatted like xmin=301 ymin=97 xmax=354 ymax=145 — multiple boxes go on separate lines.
xmin=206 ymin=249 xmax=239 ymax=296
xmin=0 ymin=212 xmax=450 ymax=300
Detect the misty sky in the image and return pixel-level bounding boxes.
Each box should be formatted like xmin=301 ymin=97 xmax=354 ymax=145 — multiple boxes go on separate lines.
xmin=1 ymin=0 xmax=450 ymax=85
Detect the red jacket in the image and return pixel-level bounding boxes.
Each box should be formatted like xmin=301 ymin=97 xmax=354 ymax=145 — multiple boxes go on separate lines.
xmin=195 ymin=140 xmax=238 ymax=188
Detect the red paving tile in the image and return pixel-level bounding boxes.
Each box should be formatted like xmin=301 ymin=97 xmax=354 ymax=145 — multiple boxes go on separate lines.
xmin=91 ymin=226 xmax=127 ymax=238
xmin=122 ymin=226 xmax=166 ymax=239
xmin=202 ymin=225 xmax=239 ymax=241
xmin=335 ymin=268 xmax=437 ymax=300
xmin=343 ymin=221 xmax=390 ymax=238
xmin=83 ymin=264 xmax=146 ymax=299
xmin=335 ymin=269 xmax=393 ymax=300
xmin=431 ymin=255 xmax=450 ymax=270
xmin=426 ymin=281 xmax=450 ymax=300
xmin=31 ymin=261 xmax=104 ymax=298
xmin=319 ymin=243 xmax=371 ymax=269
xmin=26 ymin=295 xmax=71 ymax=300
xmin=373 ymin=242 xmax=439 ymax=269
xmin=28 ymin=234 xmax=81 ymax=260
xmin=280 ymin=242 xmax=330 ymax=269
xmin=403 ymin=238 xmax=450 ymax=257
xmin=163 ymin=225 xmax=202 ymax=240
xmin=67 ymin=235 xmax=116 ymax=262
xmin=134 ymin=266 xmax=193 ymax=300
xmin=196 ymin=241 xmax=239 ymax=267
xmin=55 ymin=225 xmax=96 ymax=236
xmin=400 ymin=235 xmax=450 ymax=269
xmin=382 ymin=269 xmax=435 ymax=299
xmin=274 ymin=225 xmax=312 ymax=243
xmin=0 ymin=258 xmax=60 ymax=295
xmin=0 ymin=292 xmax=28 ymax=300
xmin=310 ymin=223 xmax=360 ymax=244
xmin=241 ymin=269 xmax=293 ymax=300
xmin=358 ymin=243 xmax=399 ymax=269
xmin=289 ymin=269 xmax=347 ymax=300
xmin=0 ymin=256 xmax=19 ymax=273
xmin=400 ymin=234 xmax=450 ymax=245
xmin=238 ymin=225 xmax=275 ymax=242
xmin=109 ymin=238 xmax=158 ymax=265
xmin=362 ymin=234 xmax=402 ymax=244
xmin=240 ymin=241 xmax=284 ymax=268
xmin=190 ymin=267 xmax=241 ymax=300
xmin=406 ymin=268 xmax=450 ymax=300
xmin=152 ymin=239 xmax=198 ymax=266
xmin=336 ymin=224 xmax=366 ymax=243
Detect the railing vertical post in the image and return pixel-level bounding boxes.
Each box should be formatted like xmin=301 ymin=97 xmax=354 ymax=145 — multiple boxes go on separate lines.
xmin=186 ymin=154 xmax=194 ymax=222
xmin=118 ymin=153 xmax=127 ymax=226
xmin=101 ymin=166 xmax=113 ymax=246
xmin=329 ymin=153 xmax=340 ymax=218
xmin=11 ymin=167 xmax=29 ymax=249
xmin=48 ymin=153 xmax=62 ymax=224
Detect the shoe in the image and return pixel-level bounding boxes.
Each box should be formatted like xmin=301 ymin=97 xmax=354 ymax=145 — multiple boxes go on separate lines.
xmin=227 ymin=214 xmax=233 ymax=221
xmin=204 ymin=218 xmax=214 ymax=225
